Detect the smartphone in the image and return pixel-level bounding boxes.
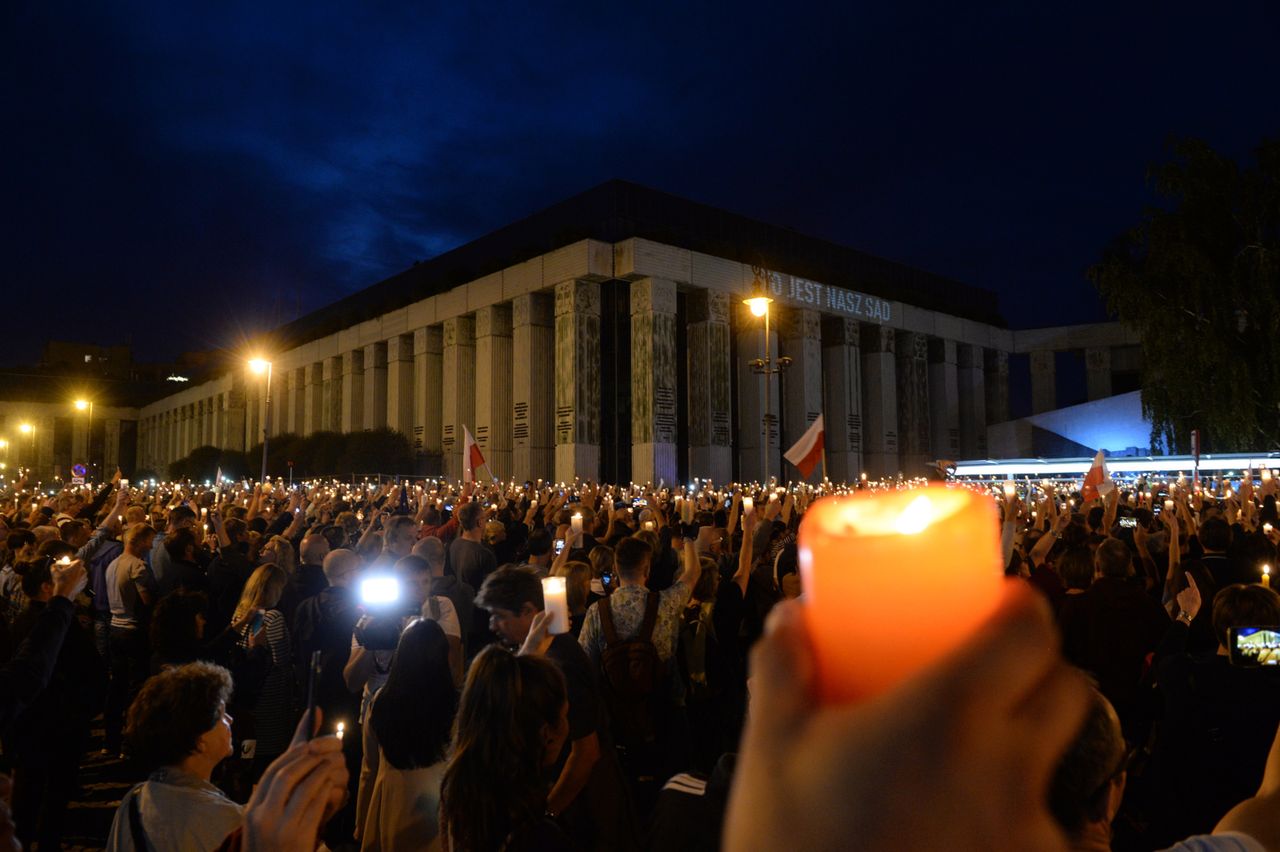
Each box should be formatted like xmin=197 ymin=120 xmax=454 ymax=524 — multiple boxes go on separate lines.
xmin=555 ymin=539 xmax=566 ymax=555
xmin=1119 ymin=517 xmax=1137 ymax=529
xmin=250 ymin=608 xmax=265 ymax=635
xmin=304 ymin=649 xmax=322 ymax=739
xmin=1228 ymin=627 xmax=1280 ymax=666
xmin=633 ymin=498 xmax=648 ymax=507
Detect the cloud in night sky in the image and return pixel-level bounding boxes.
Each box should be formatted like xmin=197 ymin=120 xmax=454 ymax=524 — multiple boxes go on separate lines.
xmin=4 ymin=1 xmax=1278 ymax=365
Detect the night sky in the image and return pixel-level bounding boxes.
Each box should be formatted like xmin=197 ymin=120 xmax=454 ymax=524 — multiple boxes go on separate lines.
xmin=6 ymin=2 xmax=1278 ymax=367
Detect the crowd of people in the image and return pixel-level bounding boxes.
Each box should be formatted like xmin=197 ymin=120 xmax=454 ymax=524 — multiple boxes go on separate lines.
xmin=0 ymin=466 xmax=1277 ymax=851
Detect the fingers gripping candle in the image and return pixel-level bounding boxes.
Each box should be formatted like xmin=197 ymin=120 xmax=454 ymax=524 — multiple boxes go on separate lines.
xmin=798 ymin=486 xmax=1005 ymax=703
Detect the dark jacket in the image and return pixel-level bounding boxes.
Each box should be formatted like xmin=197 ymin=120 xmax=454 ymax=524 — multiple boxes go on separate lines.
xmin=293 ymin=585 xmax=359 ymax=719
xmin=1058 ymin=576 xmax=1170 ymax=736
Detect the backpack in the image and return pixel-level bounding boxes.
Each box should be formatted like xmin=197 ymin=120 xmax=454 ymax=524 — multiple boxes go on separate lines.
xmin=598 ymin=591 xmax=663 ymax=745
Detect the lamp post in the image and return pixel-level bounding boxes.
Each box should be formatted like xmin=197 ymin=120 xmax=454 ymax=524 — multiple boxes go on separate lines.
xmin=75 ymin=399 xmax=94 ymax=477
xmin=248 ymin=358 xmax=273 ymax=483
xmin=18 ymin=423 xmax=34 ymax=476
xmin=743 ymin=266 xmax=792 ymax=484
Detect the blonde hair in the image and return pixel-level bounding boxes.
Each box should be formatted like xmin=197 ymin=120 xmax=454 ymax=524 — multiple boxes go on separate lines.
xmin=232 ymin=563 xmax=287 ymax=625
xmin=265 ymin=535 xmax=296 ymax=576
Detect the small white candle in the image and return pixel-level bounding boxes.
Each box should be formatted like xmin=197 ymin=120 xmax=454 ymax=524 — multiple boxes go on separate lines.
xmin=1164 ymin=499 xmax=1174 ymax=512
xmin=542 ymin=576 xmax=569 ymax=634
xmin=336 ymin=722 xmax=345 ymax=740
xmin=571 ymin=513 xmax=583 ymax=535
xmin=643 ymin=520 xmax=655 ymax=531
xmin=743 ymin=496 xmax=754 ymax=515
xmin=1003 ymin=481 xmax=1016 ymax=499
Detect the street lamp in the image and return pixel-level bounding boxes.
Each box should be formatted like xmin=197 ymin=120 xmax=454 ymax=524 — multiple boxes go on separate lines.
xmin=743 ymin=266 xmax=791 ymax=484
xmin=248 ymin=358 xmax=273 ymax=483
xmin=74 ymin=399 xmax=94 ymax=476
xmin=17 ymin=423 xmax=34 ymax=475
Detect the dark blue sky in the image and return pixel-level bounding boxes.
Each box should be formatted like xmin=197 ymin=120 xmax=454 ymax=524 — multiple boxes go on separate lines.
xmin=6 ymin=1 xmax=1278 ymax=365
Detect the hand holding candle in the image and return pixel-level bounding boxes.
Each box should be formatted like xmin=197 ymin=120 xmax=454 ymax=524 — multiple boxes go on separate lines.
xmin=542 ymin=576 xmax=569 ymax=634
xmin=570 ymin=512 xmax=583 ymax=546
xmin=798 ymin=485 xmax=1005 ymax=703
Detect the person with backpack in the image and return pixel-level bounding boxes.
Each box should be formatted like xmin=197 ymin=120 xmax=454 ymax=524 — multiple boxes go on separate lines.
xmin=578 ymin=530 xmax=702 ymax=813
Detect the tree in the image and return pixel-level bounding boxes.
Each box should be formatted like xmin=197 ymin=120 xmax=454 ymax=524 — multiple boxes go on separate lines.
xmin=1089 ymin=137 xmax=1280 ymax=453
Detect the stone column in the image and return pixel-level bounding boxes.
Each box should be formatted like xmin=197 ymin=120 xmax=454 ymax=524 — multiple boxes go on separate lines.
xmin=37 ymin=416 xmax=54 ymax=480
xmin=554 ymin=279 xmax=601 ymax=483
xmin=1085 ymin=347 xmax=1113 ymax=401
xmin=984 ymin=349 xmax=1010 ymax=425
xmin=442 ymin=316 xmax=476 ymax=481
xmin=895 ymin=331 xmax=931 ymax=474
xmin=213 ymin=395 xmax=225 ymax=448
xmin=305 ymin=362 xmax=324 ymax=435
xmin=414 ymin=327 xmax=444 ymax=462
xmin=736 ymin=302 xmax=781 ymax=484
xmin=200 ymin=399 xmax=211 ymax=446
xmin=287 ymin=369 xmax=304 ymax=434
xmin=779 ymin=308 xmax=824 ymax=484
xmin=362 ymin=342 xmax=388 ymax=430
xmin=475 ymin=305 xmax=514 ymax=481
xmin=630 ymin=278 xmax=679 ymax=486
xmin=821 ymin=317 xmax=863 ymax=483
xmin=512 ymin=293 xmax=555 ymax=483
xmin=323 ymin=356 xmax=343 ymax=432
xmin=1030 ymin=349 xmax=1056 ymax=414
xmin=341 ymin=349 xmax=365 ymax=432
xmin=686 ymin=290 xmax=733 ymax=484
xmin=957 ymin=344 xmax=987 ymax=458
xmin=226 ymin=375 xmax=247 ymax=452
xmin=386 ymin=335 xmax=414 ymax=438
xmin=860 ymin=324 xmax=899 ymax=478
xmin=927 ymin=339 xmax=961 ymax=462
xmin=103 ymin=418 xmax=121 ymax=472
xmin=72 ymin=416 xmax=88 ymax=467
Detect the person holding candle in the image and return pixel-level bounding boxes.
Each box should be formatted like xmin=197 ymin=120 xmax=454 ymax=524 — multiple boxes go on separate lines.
xmin=475 ymin=565 xmax=634 ymax=849
xmin=4 ymin=551 xmax=105 ymax=850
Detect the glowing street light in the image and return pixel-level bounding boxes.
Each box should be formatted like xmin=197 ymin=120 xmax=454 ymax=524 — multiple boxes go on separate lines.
xmin=743 ymin=266 xmax=788 ymax=483
xmin=248 ymin=357 xmax=274 ymax=482
xmin=18 ymin=423 xmax=32 ymax=435
xmin=74 ymin=399 xmax=95 ymax=474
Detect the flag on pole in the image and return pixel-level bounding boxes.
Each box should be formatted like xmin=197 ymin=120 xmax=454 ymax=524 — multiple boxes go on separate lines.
xmin=463 ymin=426 xmax=493 ymax=484
xmin=1080 ymin=449 xmax=1114 ymax=502
xmin=213 ymin=467 xmax=223 ymax=501
xmin=783 ymin=414 xmax=826 ymax=480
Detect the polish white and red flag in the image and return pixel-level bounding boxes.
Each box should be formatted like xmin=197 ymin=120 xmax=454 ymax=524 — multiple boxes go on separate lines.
xmin=1080 ymin=449 xmax=1115 ymax=502
xmin=783 ymin=414 xmax=825 ymax=480
xmin=463 ymin=426 xmax=494 ymax=484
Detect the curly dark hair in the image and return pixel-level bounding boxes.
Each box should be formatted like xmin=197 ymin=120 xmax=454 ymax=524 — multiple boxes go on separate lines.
xmin=123 ymin=662 xmax=233 ymax=770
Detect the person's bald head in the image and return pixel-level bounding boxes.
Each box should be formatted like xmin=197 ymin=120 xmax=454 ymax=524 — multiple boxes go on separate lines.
xmin=322 ymin=548 xmax=362 ymax=588
xmin=300 ymin=534 xmax=330 ymax=566
xmin=413 ymin=536 xmax=446 ymax=576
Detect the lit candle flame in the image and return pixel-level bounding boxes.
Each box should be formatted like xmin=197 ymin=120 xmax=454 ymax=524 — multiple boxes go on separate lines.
xmin=895 ymin=495 xmax=934 ymax=535
xmin=336 ymin=722 xmax=345 ymax=740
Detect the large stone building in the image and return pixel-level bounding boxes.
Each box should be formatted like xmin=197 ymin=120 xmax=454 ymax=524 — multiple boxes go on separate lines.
xmin=0 ymin=182 xmax=1143 ymax=484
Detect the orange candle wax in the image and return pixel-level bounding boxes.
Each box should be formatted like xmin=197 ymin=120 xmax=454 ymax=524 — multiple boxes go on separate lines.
xmin=798 ymin=485 xmax=1005 ymax=703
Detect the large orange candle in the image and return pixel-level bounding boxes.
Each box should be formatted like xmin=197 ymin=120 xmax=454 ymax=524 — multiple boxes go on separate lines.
xmin=798 ymin=485 xmax=1005 ymax=703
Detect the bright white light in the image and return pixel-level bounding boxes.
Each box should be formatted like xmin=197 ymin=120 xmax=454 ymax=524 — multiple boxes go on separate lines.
xmin=894 ymin=495 xmax=934 ymax=535
xmin=744 ymin=296 xmax=771 ymax=317
xmin=166 ymin=375 xmax=189 ymax=382
xmin=360 ymin=576 xmax=400 ymax=606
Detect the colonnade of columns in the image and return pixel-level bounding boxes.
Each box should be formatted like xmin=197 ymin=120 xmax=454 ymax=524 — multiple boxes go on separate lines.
xmin=137 ymin=276 xmax=1014 ymax=483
